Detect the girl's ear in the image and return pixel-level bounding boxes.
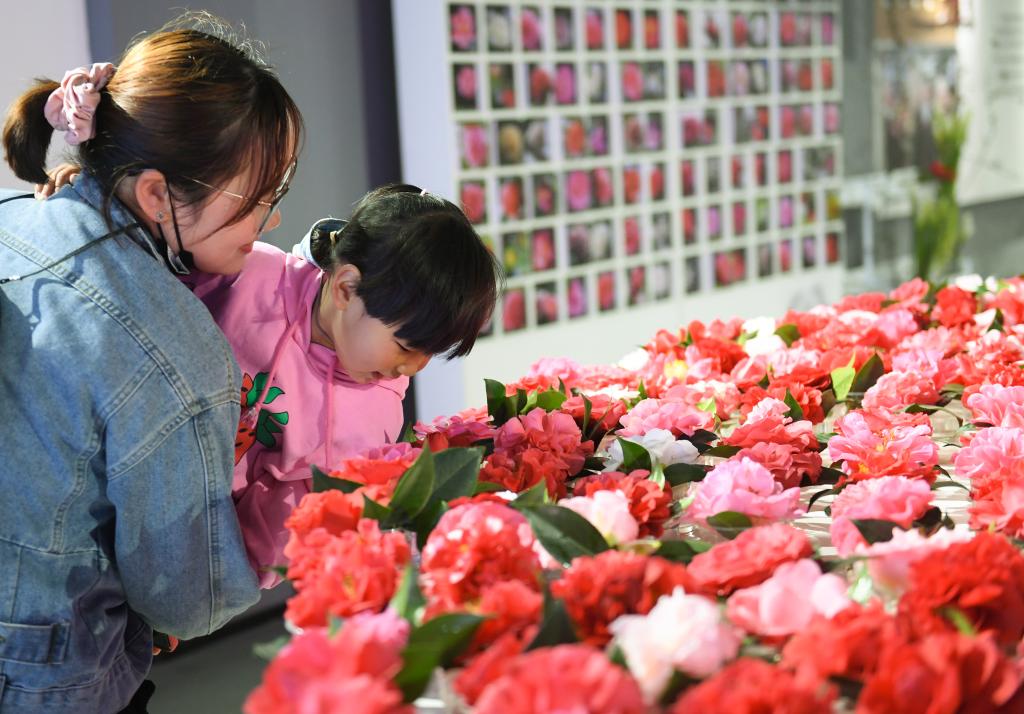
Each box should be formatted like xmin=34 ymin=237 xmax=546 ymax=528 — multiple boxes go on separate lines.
xmin=328 ymin=263 xmax=362 ymax=310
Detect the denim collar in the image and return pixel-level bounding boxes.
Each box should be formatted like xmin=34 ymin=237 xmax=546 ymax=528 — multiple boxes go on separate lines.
xmin=70 ymin=171 xmax=166 ymax=266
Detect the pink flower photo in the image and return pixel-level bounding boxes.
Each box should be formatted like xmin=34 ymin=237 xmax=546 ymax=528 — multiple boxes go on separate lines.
xmin=521 ymin=6 xmax=543 ymax=51
xmin=597 ymin=270 xmax=616 ymax=312
xmin=459 ymin=180 xmax=486 ymax=225
xmin=459 ymin=123 xmax=489 ymax=169
xmin=452 ymin=64 xmax=477 ymax=110
xmin=567 ymin=276 xmax=588 ymax=318
xmin=536 ymin=282 xmax=558 ymax=326
xmin=450 ymin=4 xmax=477 ymax=52
xmin=502 ymin=288 xmax=526 ymax=332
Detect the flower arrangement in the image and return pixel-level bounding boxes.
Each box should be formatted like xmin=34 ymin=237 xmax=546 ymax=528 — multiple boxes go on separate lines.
xmin=913 ymin=110 xmax=969 ymax=281
xmin=247 ymin=274 xmax=1024 ymax=713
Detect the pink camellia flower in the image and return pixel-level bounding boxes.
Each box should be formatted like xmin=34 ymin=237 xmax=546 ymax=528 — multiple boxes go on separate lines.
xmin=461 ymin=123 xmax=488 ymax=168
xmin=828 ymin=410 xmax=939 ymax=483
xmin=859 ymin=528 xmax=974 ymax=596
xmin=966 ymin=384 xmax=1024 ymax=428
xmin=610 ymin=588 xmax=742 ymax=703
xmin=955 ymin=426 xmax=1024 ymax=535
xmin=475 ymin=645 xmax=644 ymax=714
xmin=862 ymin=370 xmax=940 ymax=411
xmin=521 ymin=7 xmax=542 ymax=50
xmin=450 ymin=6 xmax=476 ymax=51
xmin=559 ymin=490 xmax=639 ymax=545
xmin=456 ymin=65 xmax=477 ymax=101
xmin=618 ymin=397 xmax=714 ymax=438
xmin=503 ymin=289 xmax=525 ymax=332
xmin=244 ymin=609 xmax=411 ymax=714
xmin=828 ymin=476 xmax=934 ymax=556
xmin=622 ymin=62 xmax=644 ymax=101
xmin=526 ymin=356 xmax=582 ymax=383
xmin=725 ymin=397 xmax=817 ymax=452
xmin=872 ymin=308 xmax=920 ymax=348
xmin=459 ymin=181 xmax=485 ymax=224
xmin=688 ymin=456 xmax=805 ymax=523
xmin=598 ymin=271 xmax=616 ymax=311
xmin=415 ymin=406 xmax=494 ymax=451
xmin=555 ymin=64 xmax=576 ymax=104
xmin=566 ymin=169 xmax=592 ymax=212
xmin=726 ymin=559 xmax=851 ymax=637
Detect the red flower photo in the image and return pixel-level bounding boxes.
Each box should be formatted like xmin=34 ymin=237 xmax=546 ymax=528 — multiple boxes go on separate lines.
xmin=644 ymin=9 xmax=661 ymax=49
xmin=714 ymin=248 xmax=747 ymax=287
xmin=449 ymin=4 xmax=477 ymax=52
xmin=585 ymin=7 xmax=605 ymax=50
xmin=676 ymin=9 xmax=690 ymax=48
xmin=615 ymin=9 xmax=633 ymax=50
xmin=520 ymin=5 xmax=543 ymax=52
xmin=502 ymin=288 xmax=526 ymax=332
xmin=597 ymin=270 xmax=616 ymax=312
xmin=459 ymin=180 xmax=486 ymax=225
xmin=535 ymin=282 xmax=558 ymax=326
xmin=452 ymin=63 xmax=477 ymax=110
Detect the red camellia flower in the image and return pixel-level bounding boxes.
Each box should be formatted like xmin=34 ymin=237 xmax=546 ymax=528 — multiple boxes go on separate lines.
xmin=671 ymin=657 xmax=836 ymax=713
xmin=474 ymin=645 xmax=645 ymax=714
xmin=551 ymin=551 xmax=699 ymax=646
xmin=454 ymin=629 xmax=534 ymax=706
xmin=284 ymin=490 xmax=365 ymax=551
xmin=782 ymin=601 xmax=904 ymax=684
xmin=244 ymin=610 xmax=411 ymax=714
xmin=933 ymin=285 xmax=978 ymax=327
xmin=687 ymin=523 xmax=812 ymax=596
xmin=284 ymin=519 xmax=411 ymax=628
xmin=573 ymin=470 xmax=673 ymax=537
xmin=857 ymin=632 xmax=1024 ymax=714
xmin=419 ymin=502 xmax=541 ymax=611
xmin=898 ymin=532 xmax=1024 ymax=647
xmin=560 ymin=393 xmax=628 ymax=445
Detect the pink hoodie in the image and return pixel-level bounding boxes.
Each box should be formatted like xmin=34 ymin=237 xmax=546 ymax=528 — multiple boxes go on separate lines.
xmin=188 ymin=243 xmax=407 ymax=587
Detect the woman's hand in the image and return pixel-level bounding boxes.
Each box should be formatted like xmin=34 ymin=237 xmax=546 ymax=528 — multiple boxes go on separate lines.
xmin=34 ymin=163 xmax=81 ymax=199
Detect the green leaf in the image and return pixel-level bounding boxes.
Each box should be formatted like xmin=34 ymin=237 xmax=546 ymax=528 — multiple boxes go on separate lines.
xmin=851 ymin=518 xmax=902 ymax=544
xmin=663 ymin=462 xmax=708 ymax=486
xmin=688 ymin=429 xmax=719 ymax=452
xmin=512 ymin=478 xmax=549 ymax=507
xmin=653 ymin=538 xmax=712 ymax=564
xmin=942 ymin=606 xmax=978 ymax=636
xmin=386 ymin=446 xmax=436 ymax=523
xmin=580 ymin=393 xmax=593 ymax=437
xmin=816 ymin=466 xmax=845 ymax=485
xmin=637 ymin=380 xmax=648 ymax=400
xmin=706 ymin=511 xmax=753 ymax=539
xmin=249 ymin=372 xmax=269 ymax=407
xmin=989 ymin=308 xmax=1005 ymax=333
xmin=618 ymin=438 xmax=653 ymax=471
xmin=399 ymin=422 xmax=418 ymax=444
xmin=774 ymin=323 xmax=801 ymax=346
xmin=485 ymin=378 xmax=517 ymax=426
xmin=517 ymin=505 xmax=610 ymax=565
xmin=535 ymin=388 xmax=568 ymax=412
xmin=931 ymin=479 xmax=970 ymax=492
xmin=940 ymin=383 xmax=965 ymax=397
xmin=850 ymin=353 xmax=885 ymax=395
xmin=703 ymin=444 xmax=741 ymax=458
xmin=830 ymin=354 xmax=857 ymax=402
xmin=311 ymin=464 xmax=362 ymax=494
xmin=473 ymin=480 xmax=506 ymax=495
xmin=525 ymin=587 xmax=577 ymax=651
xmin=783 ymin=388 xmax=805 ymax=421
xmin=409 ymin=500 xmax=448 ymax=550
xmin=390 ymin=563 xmax=426 ymax=625
xmin=696 ymin=396 xmax=717 ymax=413
xmin=432 ymin=447 xmax=483 ymax=502
xmin=362 ymin=494 xmax=392 ymax=521
xmin=263 ymin=386 xmax=284 ymax=405
xmin=808 ymin=485 xmax=841 ymax=510
xmin=268 ymin=410 xmax=289 ymax=425
xmin=252 ymin=635 xmax=290 ymax=661
xmin=819 ymin=388 xmax=838 ymax=418
xmin=395 ymin=614 xmax=485 ymax=702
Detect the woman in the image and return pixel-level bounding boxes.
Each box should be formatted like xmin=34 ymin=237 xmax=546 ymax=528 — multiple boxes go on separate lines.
xmin=0 ymin=14 xmax=303 ymax=712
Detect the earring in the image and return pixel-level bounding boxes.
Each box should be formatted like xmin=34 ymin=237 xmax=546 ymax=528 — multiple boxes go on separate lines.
xmin=156 ymin=211 xmax=166 ymax=222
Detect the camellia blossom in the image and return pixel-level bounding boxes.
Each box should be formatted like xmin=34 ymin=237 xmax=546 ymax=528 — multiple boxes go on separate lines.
xmin=858 ymin=527 xmax=974 ymax=597
xmin=244 ymin=609 xmax=411 ymax=714
xmin=965 ymin=384 xmax=1024 ymax=428
xmin=688 ymin=523 xmax=812 ymax=596
xmin=573 ymin=470 xmax=673 ymax=537
xmin=828 ymin=409 xmax=939 ymax=483
xmin=617 ymin=398 xmax=714 ymax=438
xmin=559 ymin=489 xmax=639 ymax=545
xmin=603 ymin=428 xmax=699 ymax=472
xmin=726 ymin=558 xmax=851 ymax=637
xmin=610 ymin=588 xmax=742 ymax=702
xmin=828 ymin=476 xmax=935 ymax=556
xmin=688 ymin=457 xmax=805 ymax=523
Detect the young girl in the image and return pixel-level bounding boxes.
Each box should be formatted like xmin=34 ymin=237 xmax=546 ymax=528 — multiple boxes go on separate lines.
xmin=188 ymin=184 xmax=499 ymax=586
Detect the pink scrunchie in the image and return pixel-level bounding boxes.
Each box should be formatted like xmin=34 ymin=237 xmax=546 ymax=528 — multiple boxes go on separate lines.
xmin=43 ymin=63 xmax=116 ymax=145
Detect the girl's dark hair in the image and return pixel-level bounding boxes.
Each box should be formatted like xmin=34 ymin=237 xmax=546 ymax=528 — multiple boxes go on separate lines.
xmin=2 ymin=12 xmax=303 ymax=224
xmin=312 ymin=185 xmax=501 ymax=359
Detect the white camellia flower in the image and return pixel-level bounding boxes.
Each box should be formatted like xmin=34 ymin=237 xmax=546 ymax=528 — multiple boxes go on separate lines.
xmin=953 ymin=273 xmax=984 ymax=293
xmin=617 ymin=347 xmax=650 ymax=372
xmin=603 ymin=428 xmax=699 ymax=472
xmin=610 ymin=588 xmax=742 ymax=703
xmin=741 ymin=316 xmax=777 ymax=338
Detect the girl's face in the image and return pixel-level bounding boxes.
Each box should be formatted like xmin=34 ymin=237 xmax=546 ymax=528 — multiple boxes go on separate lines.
xmin=316 ymin=266 xmax=432 ymax=384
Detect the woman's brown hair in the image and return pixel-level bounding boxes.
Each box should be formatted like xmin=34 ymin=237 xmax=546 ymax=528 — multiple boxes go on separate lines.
xmin=2 ymin=12 xmax=303 ymax=224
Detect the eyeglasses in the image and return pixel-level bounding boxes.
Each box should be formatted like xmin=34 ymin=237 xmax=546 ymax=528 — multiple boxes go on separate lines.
xmin=185 ymin=157 xmax=297 ymax=235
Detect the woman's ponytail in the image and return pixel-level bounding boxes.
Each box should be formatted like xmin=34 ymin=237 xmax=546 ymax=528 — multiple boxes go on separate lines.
xmin=2 ymin=79 xmax=60 ymax=184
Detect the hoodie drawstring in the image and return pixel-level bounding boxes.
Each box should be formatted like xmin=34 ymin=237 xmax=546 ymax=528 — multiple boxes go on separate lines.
xmin=242 ymin=321 xmax=301 ymax=428
xmin=325 ymin=358 xmax=337 ymax=470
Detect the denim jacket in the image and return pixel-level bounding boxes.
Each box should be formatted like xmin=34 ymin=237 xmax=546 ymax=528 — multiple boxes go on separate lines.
xmin=0 ymin=173 xmax=259 ymax=712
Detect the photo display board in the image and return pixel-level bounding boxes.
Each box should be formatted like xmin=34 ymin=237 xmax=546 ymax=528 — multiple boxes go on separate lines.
xmin=394 ymin=1 xmax=846 ymax=417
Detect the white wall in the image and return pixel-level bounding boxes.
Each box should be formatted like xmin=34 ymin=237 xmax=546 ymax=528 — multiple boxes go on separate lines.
xmin=0 ymin=1 xmax=91 ymax=191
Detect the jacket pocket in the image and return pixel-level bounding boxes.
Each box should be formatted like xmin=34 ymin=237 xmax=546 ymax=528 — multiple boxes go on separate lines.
xmin=0 ymin=619 xmax=69 ymax=665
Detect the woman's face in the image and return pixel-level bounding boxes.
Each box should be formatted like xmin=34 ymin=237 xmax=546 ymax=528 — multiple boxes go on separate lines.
xmin=174 ymin=171 xmax=285 ymax=275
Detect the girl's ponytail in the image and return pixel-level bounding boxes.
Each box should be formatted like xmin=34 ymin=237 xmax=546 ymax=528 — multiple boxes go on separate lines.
xmin=2 ymin=79 xmax=60 ymax=184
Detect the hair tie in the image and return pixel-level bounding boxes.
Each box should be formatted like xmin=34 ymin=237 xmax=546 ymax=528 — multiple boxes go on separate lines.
xmin=419 ymin=188 xmax=429 ymax=196
xmin=43 ymin=63 xmax=116 ymax=146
